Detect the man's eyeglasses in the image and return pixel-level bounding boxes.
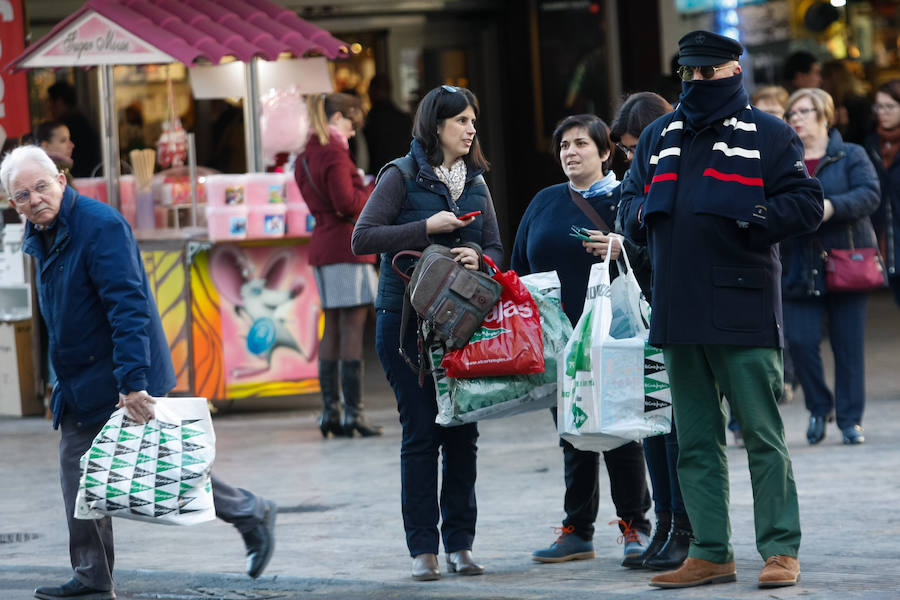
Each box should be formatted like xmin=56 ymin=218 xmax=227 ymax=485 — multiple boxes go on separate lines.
xmin=10 ymin=180 xmax=53 ymax=205
xmin=441 ymin=85 xmax=460 ymax=93
xmin=616 ymin=142 xmax=637 ymax=157
xmin=785 ymin=107 xmax=816 ymax=120
xmin=677 ymin=63 xmax=732 ymax=82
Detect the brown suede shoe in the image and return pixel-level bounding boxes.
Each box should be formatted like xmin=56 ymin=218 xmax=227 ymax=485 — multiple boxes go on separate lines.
xmin=649 ymin=557 xmax=737 ymax=588
xmin=758 ymin=555 xmax=800 ymax=588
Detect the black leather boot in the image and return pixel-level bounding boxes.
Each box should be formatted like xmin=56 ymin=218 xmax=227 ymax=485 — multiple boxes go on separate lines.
xmin=318 ymin=359 xmax=343 ymax=437
xmin=634 ymin=511 xmax=671 ymax=569
xmin=645 ymin=512 xmax=692 ymax=570
xmin=340 ymin=360 xmax=382 ymax=437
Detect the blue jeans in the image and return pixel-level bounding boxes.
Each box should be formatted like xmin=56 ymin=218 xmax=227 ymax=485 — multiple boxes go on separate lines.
xmin=643 ymin=426 xmax=685 ymax=517
xmin=375 ymin=309 xmax=478 ymax=557
xmin=784 ymin=292 xmax=868 ymax=429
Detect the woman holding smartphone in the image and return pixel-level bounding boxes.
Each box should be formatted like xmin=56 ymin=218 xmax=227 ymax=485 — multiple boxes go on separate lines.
xmin=352 ymin=85 xmax=503 ymax=581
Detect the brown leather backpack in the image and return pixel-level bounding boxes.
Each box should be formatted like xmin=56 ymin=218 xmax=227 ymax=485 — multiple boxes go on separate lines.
xmin=392 ymin=243 xmax=502 ymax=384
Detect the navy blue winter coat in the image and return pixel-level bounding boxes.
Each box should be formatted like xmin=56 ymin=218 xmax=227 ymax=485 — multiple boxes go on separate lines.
xmin=782 ymin=130 xmax=881 ymax=299
xmin=619 ymin=108 xmax=824 ymax=347
xmin=864 ymin=132 xmax=900 ymax=278
xmin=22 ymin=186 xmax=176 ymax=429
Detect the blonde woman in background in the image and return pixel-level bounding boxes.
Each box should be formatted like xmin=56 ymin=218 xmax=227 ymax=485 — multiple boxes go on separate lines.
xmin=296 ymin=93 xmax=382 ymax=438
xmin=751 ymin=86 xmax=789 ymax=119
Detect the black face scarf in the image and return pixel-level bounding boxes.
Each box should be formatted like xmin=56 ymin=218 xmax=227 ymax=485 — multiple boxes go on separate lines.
xmin=679 ymin=72 xmax=750 ymax=127
xmin=641 ymin=71 xmax=768 ymax=228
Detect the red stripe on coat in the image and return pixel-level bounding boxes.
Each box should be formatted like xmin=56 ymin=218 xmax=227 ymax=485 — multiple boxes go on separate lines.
xmin=644 ymin=172 xmax=678 ymax=194
xmin=702 ymin=168 xmax=763 ymax=187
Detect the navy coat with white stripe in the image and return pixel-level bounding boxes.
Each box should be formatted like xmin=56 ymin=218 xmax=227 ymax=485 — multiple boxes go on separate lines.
xmin=619 ymin=107 xmax=824 ymax=347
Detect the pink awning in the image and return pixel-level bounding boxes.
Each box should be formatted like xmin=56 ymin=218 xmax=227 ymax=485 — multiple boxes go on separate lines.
xmin=5 ymin=0 xmax=348 ymax=71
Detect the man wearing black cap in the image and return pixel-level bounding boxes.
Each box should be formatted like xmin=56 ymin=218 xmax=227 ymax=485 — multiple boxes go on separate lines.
xmin=619 ymin=31 xmax=824 ymax=589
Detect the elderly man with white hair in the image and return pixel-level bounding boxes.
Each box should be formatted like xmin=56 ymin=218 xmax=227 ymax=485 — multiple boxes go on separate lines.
xmin=0 ymin=146 xmax=277 ymax=600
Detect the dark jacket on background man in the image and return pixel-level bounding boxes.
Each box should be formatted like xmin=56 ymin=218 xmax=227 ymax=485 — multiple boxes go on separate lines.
xmin=864 ymin=132 xmax=900 ymax=278
xmin=782 ymin=130 xmax=880 ymax=299
xmin=364 ymin=99 xmax=414 ymax=175
xmin=619 ymin=107 xmax=823 ymax=348
xmin=297 ymin=131 xmax=376 ymax=266
xmin=62 ymin=111 xmax=101 ymax=178
xmin=21 ymin=186 xmax=175 ymax=429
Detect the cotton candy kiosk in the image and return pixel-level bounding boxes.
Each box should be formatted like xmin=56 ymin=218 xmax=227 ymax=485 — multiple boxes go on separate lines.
xmin=133 ymin=171 xmax=320 ymax=406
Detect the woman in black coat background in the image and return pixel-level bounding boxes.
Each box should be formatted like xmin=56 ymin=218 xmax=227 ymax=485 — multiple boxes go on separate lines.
xmin=781 ymin=89 xmax=880 ymax=446
xmin=864 ymin=79 xmax=900 ymax=307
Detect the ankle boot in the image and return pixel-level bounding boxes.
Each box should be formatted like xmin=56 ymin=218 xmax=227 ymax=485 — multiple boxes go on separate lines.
xmin=645 ymin=512 xmax=692 ymax=570
xmin=340 ymin=360 xmax=382 ymax=437
xmin=318 ymin=360 xmax=343 ymax=438
xmin=636 ymin=511 xmax=671 ymax=569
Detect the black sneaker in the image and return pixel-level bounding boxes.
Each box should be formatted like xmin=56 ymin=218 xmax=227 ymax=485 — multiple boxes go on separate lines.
xmin=34 ymin=578 xmax=115 ymax=600
xmin=841 ymin=425 xmax=865 ymax=445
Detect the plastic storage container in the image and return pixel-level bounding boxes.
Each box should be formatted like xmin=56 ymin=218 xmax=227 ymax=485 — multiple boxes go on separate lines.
xmin=72 ymin=177 xmax=108 ymax=204
xmin=119 ymin=176 xmax=137 ymax=228
xmin=244 ymin=173 xmax=286 ymax=205
xmin=283 ymin=174 xmax=312 ymax=237
xmin=206 ymin=205 xmax=249 ymax=240
xmin=285 ymin=203 xmax=312 ymax=237
xmin=248 ymin=204 xmax=286 ymax=238
xmin=205 ymin=174 xmax=246 ymax=206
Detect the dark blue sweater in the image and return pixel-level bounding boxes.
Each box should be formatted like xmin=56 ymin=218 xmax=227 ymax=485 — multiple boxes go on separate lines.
xmin=511 ymin=182 xmax=625 ymax=325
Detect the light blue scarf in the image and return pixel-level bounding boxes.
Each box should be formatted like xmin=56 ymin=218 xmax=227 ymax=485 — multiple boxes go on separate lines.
xmin=569 ymin=171 xmax=620 ymax=198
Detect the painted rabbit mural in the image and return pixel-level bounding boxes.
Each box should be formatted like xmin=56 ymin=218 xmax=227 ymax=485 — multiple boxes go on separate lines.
xmin=210 ymin=245 xmax=320 ymax=381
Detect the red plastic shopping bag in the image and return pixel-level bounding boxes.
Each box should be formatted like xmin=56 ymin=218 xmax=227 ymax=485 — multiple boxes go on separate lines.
xmin=441 ymin=255 xmax=544 ymax=377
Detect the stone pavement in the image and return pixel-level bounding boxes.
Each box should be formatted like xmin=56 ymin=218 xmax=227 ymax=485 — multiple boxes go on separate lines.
xmin=1 ymin=290 xmax=899 ymax=600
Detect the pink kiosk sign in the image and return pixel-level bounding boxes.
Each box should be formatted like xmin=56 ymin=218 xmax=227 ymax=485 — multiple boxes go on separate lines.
xmin=21 ymin=12 xmax=175 ymax=67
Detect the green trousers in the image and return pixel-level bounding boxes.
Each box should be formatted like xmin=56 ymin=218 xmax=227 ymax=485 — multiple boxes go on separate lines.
xmin=662 ymin=344 xmax=801 ymax=563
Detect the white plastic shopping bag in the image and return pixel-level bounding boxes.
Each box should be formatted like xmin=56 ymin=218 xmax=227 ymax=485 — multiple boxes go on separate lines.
xmin=558 ymin=238 xmax=671 ymax=451
xmin=74 ymin=397 xmax=216 ymax=526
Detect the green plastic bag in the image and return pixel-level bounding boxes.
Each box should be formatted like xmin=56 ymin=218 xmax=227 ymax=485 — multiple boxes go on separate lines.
xmin=432 ymin=273 xmax=572 ymax=426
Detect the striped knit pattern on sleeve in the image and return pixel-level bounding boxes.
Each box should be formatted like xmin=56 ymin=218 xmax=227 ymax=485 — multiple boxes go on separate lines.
xmin=642 ymin=106 xmax=769 ymax=226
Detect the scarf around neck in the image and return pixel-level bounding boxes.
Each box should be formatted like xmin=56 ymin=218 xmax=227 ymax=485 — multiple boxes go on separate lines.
xmin=679 ymin=73 xmax=750 ymax=126
xmin=643 ymin=73 xmax=768 ymax=227
xmin=327 ymin=124 xmax=350 ymax=149
xmin=435 ymin=158 xmax=467 ymax=201
xmin=569 ymin=170 xmax=620 ymax=198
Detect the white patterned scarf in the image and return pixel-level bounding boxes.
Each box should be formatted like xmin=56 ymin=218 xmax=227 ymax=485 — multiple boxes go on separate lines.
xmin=435 ymin=158 xmax=467 ymax=201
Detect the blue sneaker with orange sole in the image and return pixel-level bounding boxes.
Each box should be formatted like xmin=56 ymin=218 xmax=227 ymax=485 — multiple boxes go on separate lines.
xmin=532 ymin=525 xmax=595 ymax=563
xmin=612 ymin=519 xmax=651 ymax=568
